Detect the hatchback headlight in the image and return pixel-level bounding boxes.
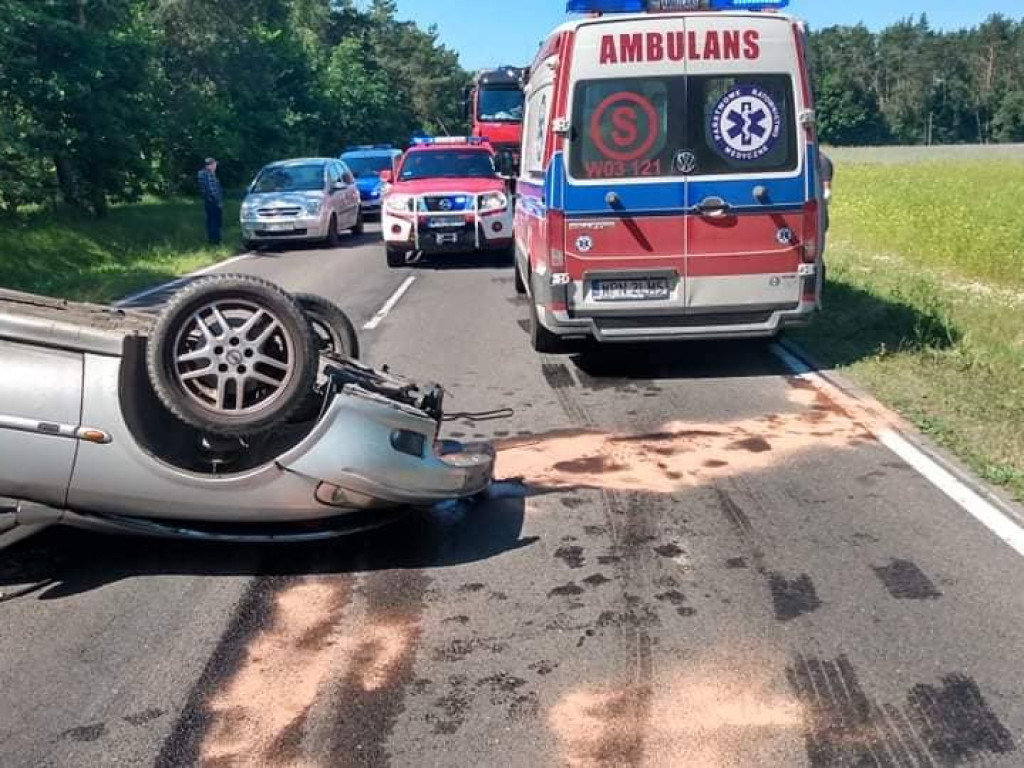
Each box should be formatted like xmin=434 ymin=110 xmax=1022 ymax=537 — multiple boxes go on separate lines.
xmin=241 ymin=201 xmax=258 ymax=219
xmin=479 ymin=192 xmax=508 ymax=212
xmin=305 ymin=199 xmax=323 ymax=216
xmin=385 ymin=194 xmax=413 ymax=213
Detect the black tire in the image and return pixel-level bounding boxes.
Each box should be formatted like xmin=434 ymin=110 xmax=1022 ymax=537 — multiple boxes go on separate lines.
xmin=146 ymin=274 xmax=318 ymax=437
xmin=514 ymin=259 xmax=527 ymax=295
xmin=528 ymin=294 xmax=564 ymax=354
xmin=351 ymin=207 xmax=364 ymax=236
xmin=326 ymin=215 xmax=340 ymax=248
xmin=386 ymin=245 xmax=406 ymax=268
xmin=294 ymin=293 xmax=360 ymax=360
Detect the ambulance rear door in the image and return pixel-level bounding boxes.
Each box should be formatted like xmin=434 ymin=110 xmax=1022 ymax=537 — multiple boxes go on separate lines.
xmin=682 ymin=14 xmax=813 ymax=317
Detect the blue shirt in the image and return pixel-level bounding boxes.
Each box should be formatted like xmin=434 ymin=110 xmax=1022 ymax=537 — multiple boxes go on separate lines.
xmin=198 ymin=168 xmax=222 ymax=205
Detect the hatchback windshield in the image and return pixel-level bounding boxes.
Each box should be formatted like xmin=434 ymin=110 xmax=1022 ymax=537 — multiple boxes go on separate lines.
xmin=398 ymin=150 xmax=496 ymax=180
xmin=344 ymin=155 xmax=394 ymax=178
xmin=478 ymin=88 xmax=525 ymax=122
xmin=252 ymin=164 xmax=325 ymax=193
xmin=569 ymin=74 xmax=797 ymax=180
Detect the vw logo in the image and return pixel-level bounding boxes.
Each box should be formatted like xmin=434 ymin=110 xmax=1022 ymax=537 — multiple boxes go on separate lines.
xmin=674 ymin=150 xmax=698 ymax=174
xmin=439 ymin=198 xmax=453 ymax=211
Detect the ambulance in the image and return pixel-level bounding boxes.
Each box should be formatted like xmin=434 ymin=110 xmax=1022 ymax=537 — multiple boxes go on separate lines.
xmin=513 ymin=0 xmax=824 ymax=352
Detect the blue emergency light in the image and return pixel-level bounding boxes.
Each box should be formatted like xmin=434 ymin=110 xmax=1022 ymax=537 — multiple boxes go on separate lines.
xmin=410 ymin=137 xmax=490 ymax=147
xmin=566 ymin=0 xmax=788 ymax=12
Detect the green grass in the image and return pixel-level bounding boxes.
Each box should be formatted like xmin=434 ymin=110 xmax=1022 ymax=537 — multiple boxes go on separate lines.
xmin=0 ymin=196 xmax=242 ymax=303
xmin=793 ymin=154 xmax=1024 ymax=500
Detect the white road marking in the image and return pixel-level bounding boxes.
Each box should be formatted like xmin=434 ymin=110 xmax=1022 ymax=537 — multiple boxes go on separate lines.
xmin=113 ymin=251 xmax=254 ymax=307
xmin=362 ymin=276 xmax=416 ymax=331
xmin=771 ymin=342 xmax=1024 ymax=558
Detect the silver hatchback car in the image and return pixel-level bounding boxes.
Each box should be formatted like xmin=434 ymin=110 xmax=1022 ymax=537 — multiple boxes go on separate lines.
xmin=240 ymin=158 xmax=363 ymax=249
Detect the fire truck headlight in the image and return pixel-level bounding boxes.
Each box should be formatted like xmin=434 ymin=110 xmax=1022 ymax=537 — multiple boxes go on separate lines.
xmin=478 ymin=192 xmax=508 ymax=212
xmin=385 ymin=194 xmax=413 ymax=213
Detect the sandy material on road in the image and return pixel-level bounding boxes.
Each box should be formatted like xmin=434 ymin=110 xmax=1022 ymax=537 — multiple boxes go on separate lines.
xmin=497 ymin=386 xmax=870 ymax=495
xmin=550 ymin=657 xmax=804 ymax=768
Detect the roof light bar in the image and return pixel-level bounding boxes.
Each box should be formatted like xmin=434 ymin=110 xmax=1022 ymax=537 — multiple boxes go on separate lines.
xmin=410 ymin=137 xmax=490 ymax=146
xmin=566 ymin=0 xmax=789 ymax=12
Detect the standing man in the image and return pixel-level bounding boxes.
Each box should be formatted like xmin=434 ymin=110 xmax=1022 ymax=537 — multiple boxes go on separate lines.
xmin=198 ymin=157 xmax=223 ymax=246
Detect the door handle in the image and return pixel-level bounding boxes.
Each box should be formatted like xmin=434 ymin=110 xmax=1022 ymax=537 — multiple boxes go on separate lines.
xmin=695 ymin=196 xmax=731 ymax=217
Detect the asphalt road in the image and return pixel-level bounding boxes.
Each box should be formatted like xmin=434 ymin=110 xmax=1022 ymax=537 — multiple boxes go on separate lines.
xmin=4 ymin=223 xmax=1024 ymax=767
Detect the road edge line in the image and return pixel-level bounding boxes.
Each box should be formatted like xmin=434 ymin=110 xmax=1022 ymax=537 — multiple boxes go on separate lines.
xmin=363 ymin=276 xmax=416 ymax=331
xmin=113 ymin=251 xmax=254 ymax=307
xmin=770 ymin=340 xmax=1024 ymax=557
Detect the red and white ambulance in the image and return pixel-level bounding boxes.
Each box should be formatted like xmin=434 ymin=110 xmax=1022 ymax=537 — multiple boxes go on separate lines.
xmin=514 ymin=0 xmax=824 ymax=352
xmin=381 ymin=137 xmax=515 ymax=267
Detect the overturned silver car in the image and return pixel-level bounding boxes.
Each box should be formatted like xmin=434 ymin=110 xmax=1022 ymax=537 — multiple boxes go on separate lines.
xmin=0 ymin=275 xmax=493 ymax=549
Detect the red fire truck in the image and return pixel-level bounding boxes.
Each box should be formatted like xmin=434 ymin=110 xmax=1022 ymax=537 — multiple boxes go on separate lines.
xmin=465 ymin=66 xmax=528 ymax=177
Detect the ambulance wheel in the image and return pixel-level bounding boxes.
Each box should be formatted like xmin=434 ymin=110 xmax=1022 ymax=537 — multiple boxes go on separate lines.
xmin=528 ymin=298 xmax=564 ymax=354
xmin=514 ymin=262 xmax=526 ymax=295
xmin=351 ymin=207 xmax=365 ymax=236
xmin=386 ymin=246 xmax=406 ymax=268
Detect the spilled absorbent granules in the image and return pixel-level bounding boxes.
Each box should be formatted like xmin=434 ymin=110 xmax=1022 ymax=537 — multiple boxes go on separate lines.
xmin=549 ymin=656 xmax=804 ymax=768
xmin=199 ymin=577 xmax=418 ymax=767
xmin=496 ymin=388 xmax=872 ymax=495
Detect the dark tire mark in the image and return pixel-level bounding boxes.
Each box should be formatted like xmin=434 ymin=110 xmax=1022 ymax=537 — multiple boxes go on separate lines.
xmin=767 ymin=573 xmax=822 ymax=622
xmin=873 ymin=560 xmax=942 ymax=601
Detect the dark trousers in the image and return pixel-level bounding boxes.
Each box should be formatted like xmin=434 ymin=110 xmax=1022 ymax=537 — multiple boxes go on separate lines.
xmin=204 ymin=201 xmax=223 ymax=245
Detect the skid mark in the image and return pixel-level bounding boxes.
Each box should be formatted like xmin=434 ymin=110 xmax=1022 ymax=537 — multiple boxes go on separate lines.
xmin=874 ymin=560 xmax=943 ymax=601
xmin=496 ymin=390 xmax=869 ymax=496
xmin=199 ymin=577 xmax=352 ymax=767
xmin=551 ymin=658 xmax=804 ymax=768
xmin=788 ymin=654 xmax=1016 ymax=767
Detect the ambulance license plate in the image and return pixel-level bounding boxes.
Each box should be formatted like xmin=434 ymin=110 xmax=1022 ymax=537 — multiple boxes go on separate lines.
xmin=426 ymin=217 xmax=461 ymax=229
xmin=592 ymin=278 xmax=670 ymax=302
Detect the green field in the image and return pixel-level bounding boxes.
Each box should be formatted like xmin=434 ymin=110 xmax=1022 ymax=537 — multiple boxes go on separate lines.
xmin=794 ymin=146 xmax=1024 ymax=500
xmin=0 ymin=197 xmax=241 ymax=303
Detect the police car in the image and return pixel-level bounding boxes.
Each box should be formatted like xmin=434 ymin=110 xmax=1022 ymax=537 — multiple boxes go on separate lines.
xmin=339 ymin=145 xmax=403 ymax=217
xmin=381 ymin=138 xmax=515 ymax=267
xmin=514 ymin=0 xmax=825 ymax=352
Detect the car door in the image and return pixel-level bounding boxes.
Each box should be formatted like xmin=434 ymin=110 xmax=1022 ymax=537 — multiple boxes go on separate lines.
xmin=0 ymin=340 xmax=82 ymax=507
xmin=682 ymin=15 xmax=809 ymax=315
xmin=338 ymin=162 xmax=359 ymax=225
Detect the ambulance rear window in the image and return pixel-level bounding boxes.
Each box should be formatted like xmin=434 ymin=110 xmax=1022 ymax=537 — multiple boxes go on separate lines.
xmin=569 ymin=74 xmax=798 ymax=180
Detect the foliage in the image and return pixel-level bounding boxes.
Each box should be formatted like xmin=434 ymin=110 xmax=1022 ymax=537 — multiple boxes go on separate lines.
xmin=0 ymin=0 xmax=467 ymax=216
xmin=808 ymin=15 xmax=1024 ymax=146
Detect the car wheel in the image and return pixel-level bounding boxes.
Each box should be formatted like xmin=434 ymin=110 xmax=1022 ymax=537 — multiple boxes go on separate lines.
xmin=146 ymin=274 xmax=318 ymax=437
xmin=386 ymin=245 xmax=406 ymax=268
xmin=242 ymin=239 xmax=259 ymax=252
xmin=528 ymin=294 xmax=564 ymax=354
xmin=351 ymin=207 xmax=365 ymax=236
xmin=294 ymin=293 xmax=360 ymax=360
xmin=326 ymin=215 xmax=340 ymax=248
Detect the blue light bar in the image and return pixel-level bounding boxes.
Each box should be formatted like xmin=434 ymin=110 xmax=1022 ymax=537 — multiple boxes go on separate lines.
xmin=410 ymin=137 xmax=489 ymax=147
xmin=566 ymin=0 xmax=789 ymax=12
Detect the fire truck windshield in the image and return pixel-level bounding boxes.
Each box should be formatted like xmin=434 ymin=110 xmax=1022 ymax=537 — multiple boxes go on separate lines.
xmin=478 ymin=88 xmax=525 ymax=123
xmin=399 ymin=149 xmax=497 ymax=180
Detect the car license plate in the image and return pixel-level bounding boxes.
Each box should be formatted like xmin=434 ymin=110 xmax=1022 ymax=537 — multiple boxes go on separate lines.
xmin=427 ymin=217 xmax=461 ymax=229
xmin=264 ymin=222 xmax=293 ymax=233
xmin=592 ymin=278 xmax=670 ymax=302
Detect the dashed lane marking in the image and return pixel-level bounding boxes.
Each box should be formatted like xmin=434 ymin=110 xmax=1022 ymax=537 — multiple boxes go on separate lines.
xmin=362 ymin=275 xmax=416 ymax=331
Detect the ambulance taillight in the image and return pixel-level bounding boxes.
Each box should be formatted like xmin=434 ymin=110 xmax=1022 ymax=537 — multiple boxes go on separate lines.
xmin=548 ymin=209 xmax=566 ymax=271
xmin=801 ymin=200 xmax=819 ymax=264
